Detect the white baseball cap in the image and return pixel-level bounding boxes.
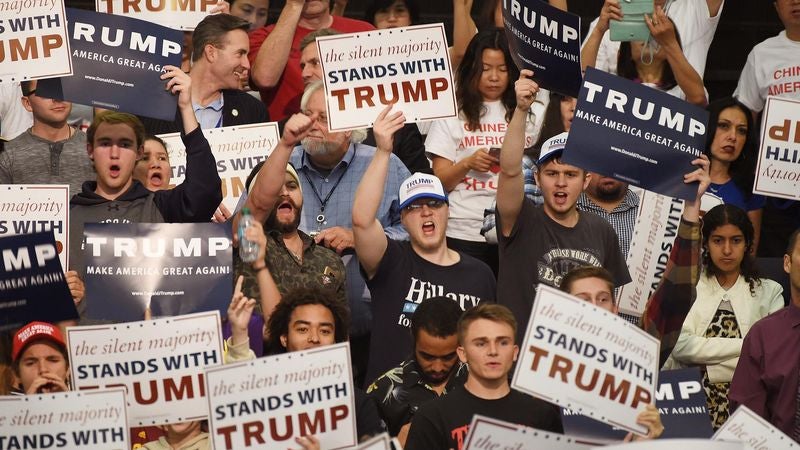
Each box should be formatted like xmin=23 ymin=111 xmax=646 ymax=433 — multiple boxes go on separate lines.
xmin=398 ymin=173 xmax=448 ymax=210
xmin=536 ymin=131 xmax=569 ymax=166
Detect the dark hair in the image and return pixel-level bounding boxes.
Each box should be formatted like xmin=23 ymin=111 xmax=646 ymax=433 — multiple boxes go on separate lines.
xmin=20 ymin=80 xmax=35 ymax=96
xmin=457 ymin=303 xmax=516 ymax=345
xmin=88 ymin=111 xmax=145 ymax=149
xmin=265 ymin=287 xmax=350 ymax=354
xmin=365 ymin=0 xmax=419 ymax=26
xmin=533 ymin=92 xmax=574 ymax=152
xmin=191 ymin=13 xmax=250 ymax=62
xmin=560 ymin=266 xmax=617 ymax=305
xmin=702 ymin=204 xmax=760 ymax=294
xmin=617 ymin=23 xmax=681 ymax=92
xmin=411 ymin=297 xmax=461 ymax=343
xmin=788 ymin=228 xmax=800 ymax=256
xmin=457 ymin=28 xmax=519 ymax=131
xmin=299 ymin=28 xmax=341 ymax=52
xmin=704 ymin=98 xmax=757 ymax=202
xmin=473 ymin=0 xmax=500 ymax=31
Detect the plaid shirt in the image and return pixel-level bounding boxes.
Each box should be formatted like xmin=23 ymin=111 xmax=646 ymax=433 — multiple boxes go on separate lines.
xmin=576 ymin=189 xmax=640 ymax=258
xmin=480 ymin=155 xmax=542 ymax=244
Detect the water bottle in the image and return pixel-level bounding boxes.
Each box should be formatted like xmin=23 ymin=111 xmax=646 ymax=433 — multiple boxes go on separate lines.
xmin=238 ymin=207 xmax=259 ymax=263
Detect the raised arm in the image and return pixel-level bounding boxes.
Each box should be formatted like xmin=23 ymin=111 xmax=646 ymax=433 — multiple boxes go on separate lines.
xmin=352 ymin=105 xmax=406 ymax=279
xmin=449 ymin=0 xmax=475 ymax=69
xmin=250 ymin=0 xmax=305 ymax=89
xmin=497 ymin=70 xmax=538 ymax=238
xmin=580 ymin=0 xmax=621 ymax=72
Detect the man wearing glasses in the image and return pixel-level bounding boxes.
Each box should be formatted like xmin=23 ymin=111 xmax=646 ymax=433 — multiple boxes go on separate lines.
xmin=0 ymin=80 xmax=93 ymax=194
xmin=352 ymin=104 xmax=496 ymax=387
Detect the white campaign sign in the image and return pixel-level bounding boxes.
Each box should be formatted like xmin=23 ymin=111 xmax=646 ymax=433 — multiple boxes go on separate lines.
xmin=161 ymin=122 xmax=279 ymax=214
xmin=464 ymin=415 xmax=592 ymax=450
xmin=205 ymin=342 xmax=356 ymax=450
xmin=0 ymin=389 xmax=129 ymax=449
xmin=713 ymin=405 xmax=798 ymax=449
xmin=95 ymin=0 xmax=215 ymax=30
xmin=754 ymin=96 xmax=800 ymax=200
xmin=0 ymin=0 xmax=72 ymax=83
xmin=599 ymin=440 xmax=744 ymax=450
xmin=0 ymin=184 xmax=69 ymax=270
xmin=316 ymin=23 xmax=457 ymax=131
xmin=67 ymin=311 xmax=223 ymax=426
xmin=512 ymin=285 xmax=660 ymax=436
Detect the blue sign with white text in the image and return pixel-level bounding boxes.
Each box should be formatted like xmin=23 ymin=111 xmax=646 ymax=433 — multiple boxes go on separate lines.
xmin=563 ymin=68 xmax=709 ymax=200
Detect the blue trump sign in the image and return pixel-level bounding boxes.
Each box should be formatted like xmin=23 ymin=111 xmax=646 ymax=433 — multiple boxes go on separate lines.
xmin=0 ymin=231 xmax=77 ymax=331
xmin=37 ymin=8 xmax=182 ymax=121
xmin=502 ymin=0 xmax=582 ymax=97
xmin=563 ymin=68 xmax=709 ymax=200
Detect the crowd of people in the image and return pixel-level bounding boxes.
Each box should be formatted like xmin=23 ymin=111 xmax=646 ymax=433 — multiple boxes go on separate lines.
xmin=1 ymin=0 xmax=800 ymax=448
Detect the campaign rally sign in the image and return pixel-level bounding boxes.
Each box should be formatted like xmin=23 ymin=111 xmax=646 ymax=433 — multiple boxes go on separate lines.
xmin=599 ymin=440 xmax=744 ymax=450
xmin=563 ymin=68 xmax=708 ymax=200
xmin=67 ymin=312 xmax=223 ymax=426
xmin=714 ymin=405 xmax=798 ymax=449
xmin=512 ymin=285 xmax=660 ymax=436
xmin=160 ymin=123 xmax=280 ymax=213
xmin=754 ymin=96 xmax=800 ymax=201
xmin=316 ymin=24 xmax=456 ymax=131
xmin=0 ymin=231 xmax=77 ymax=331
xmin=563 ymin=368 xmax=712 ymax=443
xmin=0 ymin=184 xmax=69 ymax=270
xmin=82 ymin=222 xmax=232 ymax=322
xmin=502 ymin=0 xmax=581 ymax=97
xmin=0 ymin=389 xmax=129 ymax=449
xmin=0 ymin=0 xmax=72 ymax=83
xmin=206 ymin=342 xmax=356 ymax=449
xmin=97 ymin=0 xmax=215 ymax=30
xmin=464 ymin=415 xmax=591 ymax=450
xmin=36 ymin=8 xmax=182 ymax=120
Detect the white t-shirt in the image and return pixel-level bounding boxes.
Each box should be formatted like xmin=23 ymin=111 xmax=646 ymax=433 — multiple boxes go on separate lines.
xmin=583 ymin=0 xmax=723 ymax=78
xmin=426 ymin=100 xmax=539 ymax=242
xmin=734 ymin=31 xmax=800 ymax=113
xmin=0 ymin=82 xmax=32 ymax=140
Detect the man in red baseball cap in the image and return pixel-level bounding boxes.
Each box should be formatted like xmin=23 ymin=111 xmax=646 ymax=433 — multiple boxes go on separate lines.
xmin=11 ymin=321 xmax=69 ymax=395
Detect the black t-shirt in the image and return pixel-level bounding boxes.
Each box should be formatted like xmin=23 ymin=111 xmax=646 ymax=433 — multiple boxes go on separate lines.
xmin=497 ymin=200 xmax=631 ymax=342
xmin=404 ymin=385 xmax=563 ymax=450
xmin=364 ymin=240 xmax=496 ymax=384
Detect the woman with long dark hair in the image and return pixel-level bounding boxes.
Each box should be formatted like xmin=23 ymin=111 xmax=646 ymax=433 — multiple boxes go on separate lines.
xmin=704 ymin=98 xmax=764 ymax=253
xmin=426 ymin=29 xmax=543 ymax=274
xmin=669 ymin=204 xmax=783 ymax=430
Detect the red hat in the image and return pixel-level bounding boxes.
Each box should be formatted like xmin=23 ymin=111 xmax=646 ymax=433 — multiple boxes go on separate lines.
xmin=12 ymin=321 xmax=67 ymax=362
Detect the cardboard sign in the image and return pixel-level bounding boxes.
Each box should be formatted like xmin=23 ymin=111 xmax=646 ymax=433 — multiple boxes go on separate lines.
xmin=206 ymin=343 xmax=357 ymax=450
xmin=501 ymin=0 xmax=582 ymax=97
xmin=0 ymin=0 xmax=72 ymax=83
xmin=754 ymin=96 xmax=800 ymax=201
xmin=67 ymin=312 xmax=223 ymax=426
xmin=159 ymin=122 xmax=280 ymax=213
xmin=0 ymin=389 xmax=129 ymax=449
xmin=0 ymin=184 xmax=69 ymax=270
xmin=97 ymin=0 xmax=215 ymax=30
xmin=316 ymin=24 xmax=457 ymax=131
xmin=36 ymin=8 xmax=182 ymax=121
xmin=563 ymin=368 xmax=713 ymax=443
xmin=0 ymin=230 xmax=77 ymax=331
xmin=464 ymin=415 xmax=592 ymax=450
xmin=599 ymin=440 xmax=744 ymax=450
xmin=82 ymin=222 xmax=232 ymax=322
xmin=512 ymin=285 xmax=660 ymax=436
xmin=564 ymin=68 xmax=709 ymax=200
xmin=713 ymin=405 xmax=798 ymax=449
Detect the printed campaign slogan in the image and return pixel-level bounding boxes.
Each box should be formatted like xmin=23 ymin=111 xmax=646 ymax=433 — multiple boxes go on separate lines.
xmin=36 ymin=8 xmax=182 ymax=120
xmin=0 ymin=389 xmax=129 ymax=449
xmin=0 ymin=0 xmax=71 ymax=83
xmin=0 ymin=231 xmax=76 ymax=331
xmin=502 ymin=0 xmax=582 ymax=97
xmin=464 ymin=415 xmax=590 ymax=450
xmin=97 ymin=0 xmax=216 ymax=30
xmin=564 ymin=68 xmax=709 ymax=200
xmin=67 ymin=312 xmax=223 ymax=426
xmin=160 ymin=123 xmax=280 ymax=213
xmin=316 ymin=24 xmax=456 ymax=131
xmin=82 ymin=222 xmax=232 ymax=322
xmin=0 ymin=184 xmax=69 ymax=270
xmin=713 ymin=405 xmax=798 ymax=449
xmin=563 ymin=368 xmax=713 ymax=442
xmin=754 ymin=96 xmax=800 ymax=201
xmin=512 ymin=285 xmax=659 ymax=436
xmin=206 ymin=343 xmax=357 ymax=450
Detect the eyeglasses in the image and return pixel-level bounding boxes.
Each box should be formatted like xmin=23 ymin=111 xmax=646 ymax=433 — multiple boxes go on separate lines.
xmin=404 ymin=199 xmax=446 ymax=212
xmin=301 ymin=110 xmax=329 ymax=129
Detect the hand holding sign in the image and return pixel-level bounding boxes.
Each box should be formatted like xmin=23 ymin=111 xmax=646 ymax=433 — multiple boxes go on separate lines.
xmin=294 ymin=435 xmax=321 ymax=450
xmin=515 ymin=69 xmax=539 ymax=112
xmin=162 ymin=65 xmax=192 ymax=110
xmin=624 ymin=404 xmax=664 ymax=442
xmin=65 ymin=270 xmax=85 ymax=306
xmin=373 ymin=104 xmax=406 ymax=153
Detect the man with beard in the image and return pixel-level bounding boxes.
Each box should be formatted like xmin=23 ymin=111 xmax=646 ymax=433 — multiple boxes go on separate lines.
xmin=577 ymin=175 xmax=638 ymax=261
xmin=367 ymin=297 xmax=468 ymax=446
